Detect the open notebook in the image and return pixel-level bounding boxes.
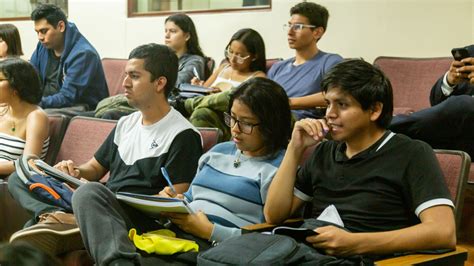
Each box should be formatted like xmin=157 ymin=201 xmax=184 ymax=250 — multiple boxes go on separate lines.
xmin=116 ymin=192 xmax=195 ymax=218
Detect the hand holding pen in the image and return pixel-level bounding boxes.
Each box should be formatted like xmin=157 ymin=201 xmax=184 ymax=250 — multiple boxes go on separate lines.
xmin=160 ymin=167 xmax=194 ymax=214
xmin=159 ymin=167 xmax=184 ymax=199
xmin=54 ymin=159 xmax=80 ymax=178
xmin=192 ymin=66 xmax=201 ymax=81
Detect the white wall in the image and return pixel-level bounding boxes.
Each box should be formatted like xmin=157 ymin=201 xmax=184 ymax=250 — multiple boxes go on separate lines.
xmin=10 ymin=0 xmax=474 ymax=64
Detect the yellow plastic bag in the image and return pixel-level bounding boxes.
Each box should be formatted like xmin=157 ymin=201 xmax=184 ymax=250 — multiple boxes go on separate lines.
xmin=128 ymin=228 xmax=199 ymax=255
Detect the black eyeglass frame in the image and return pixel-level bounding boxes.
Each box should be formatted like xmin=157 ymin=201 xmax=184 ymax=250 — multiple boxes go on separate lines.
xmin=224 ymin=112 xmax=260 ymax=134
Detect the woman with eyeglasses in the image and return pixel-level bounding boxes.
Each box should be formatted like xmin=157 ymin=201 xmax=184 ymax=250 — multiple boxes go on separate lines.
xmin=0 ymin=24 xmax=24 ymax=60
xmin=158 ymin=77 xmax=291 ymax=260
xmin=191 ymin=28 xmax=266 ymax=92
xmin=172 ymin=28 xmax=266 ymax=141
xmin=0 ymin=58 xmax=49 ymax=178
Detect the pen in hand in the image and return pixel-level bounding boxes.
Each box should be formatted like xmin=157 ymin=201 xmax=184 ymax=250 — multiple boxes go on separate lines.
xmin=192 ymin=66 xmax=201 ymax=81
xmin=161 ymin=167 xmax=177 ymax=195
xmin=160 ymin=167 xmax=195 ymax=214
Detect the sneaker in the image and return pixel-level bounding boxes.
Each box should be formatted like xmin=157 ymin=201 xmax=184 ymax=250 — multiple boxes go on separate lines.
xmin=9 ymin=211 xmax=84 ymax=255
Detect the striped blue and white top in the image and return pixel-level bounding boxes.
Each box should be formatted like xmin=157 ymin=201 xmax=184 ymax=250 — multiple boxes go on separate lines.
xmin=184 ymin=141 xmax=285 ymax=242
xmin=0 ymin=132 xmax=49 ymax=162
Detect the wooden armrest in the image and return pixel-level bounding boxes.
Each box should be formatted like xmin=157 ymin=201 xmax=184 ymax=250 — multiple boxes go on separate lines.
xmin=242 ymin=218 xmax=304 ymax=232
xmin=375 ymin=246 xmax=468 ymax=266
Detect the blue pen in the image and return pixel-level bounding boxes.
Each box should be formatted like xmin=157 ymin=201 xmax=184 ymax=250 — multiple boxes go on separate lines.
xmin=160 ymin=167 xmax=195 ymax=214
xmin=161 ymin=167 xmax=177 ymax=195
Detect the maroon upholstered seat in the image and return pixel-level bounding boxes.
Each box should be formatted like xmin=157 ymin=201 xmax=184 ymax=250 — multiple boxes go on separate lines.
xmin=265 ymin=58 xmax=282 ymax=72
xmin=55 ymin=116 xmax=117 ymax=183
xmin=373 ymin=56 xmax=452 ymax=112
xmin=434 ymin=149 xmax=471 ymax=233
xmin=101 ymin=58 xmax=127 ymax=96
xmin=197 ymin=127 xmax=222 ymax=153
xmin=44 ymin=115 xmax=70 ymax=165
xmin=55 ymin=116 xmax=116 ymax=165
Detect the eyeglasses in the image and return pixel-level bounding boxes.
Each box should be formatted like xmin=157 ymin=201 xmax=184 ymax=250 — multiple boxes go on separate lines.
xmin=283 ymin=23 xmax=316 ymax=32
xmin=224 ymin=112 xmax=260 ymax=134
xmin=225 ymin=49 xmax=251 ymax=64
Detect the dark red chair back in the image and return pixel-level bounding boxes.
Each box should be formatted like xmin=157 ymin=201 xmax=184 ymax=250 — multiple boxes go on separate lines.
xmin=101 ymin=58 xmax=127 ymax=96
xmin=434 ymin=149 xmax=471 ymax=231
xmin=197 ymin=127 xmax=222 ymax=153
xmin=373 ymin=56 xmax=452 ymax=112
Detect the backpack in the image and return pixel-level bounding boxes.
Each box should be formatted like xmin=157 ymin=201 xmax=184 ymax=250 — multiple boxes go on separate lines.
xmin=15 ymin=155 xmax=74 ymax=211
xmin=197 ymin=232 xmax=367 ymax=266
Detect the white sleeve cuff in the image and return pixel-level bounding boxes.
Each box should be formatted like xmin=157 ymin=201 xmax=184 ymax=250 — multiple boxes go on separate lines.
xmin=441 ymin=72 xmax=455 ymax=96
xmin=293 ymin=187 xmax=313 ymax=202
xmin=415 ymin=198 xmax=454 ymax=217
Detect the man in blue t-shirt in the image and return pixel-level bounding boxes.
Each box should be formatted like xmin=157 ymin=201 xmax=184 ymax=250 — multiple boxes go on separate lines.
xmin=267 ymin=2 xmax=343 ymax=119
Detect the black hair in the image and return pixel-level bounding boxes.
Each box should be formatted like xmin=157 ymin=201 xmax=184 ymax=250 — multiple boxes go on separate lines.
xmin=290 ymin=2 xmax=329 ymax=31
xmin=0 ymin=58 xmax=42 ymax=104
xmin=128 ymin=43 xmax=178 ymax=97
xmin=224 ymin=28 xmax=266 ymax=73
xmin=321 ymin=59 xmax=393 ymax=128
xmin=165 ymin=13 xmax=205 ymax=57
xmin=0 ymin=24 xmax=23 ymax=57
xmin=229 ymin=77 xmax=291 ymax=155
xmin=31 ymin=4 xmax=67 ymax=27
xmin=0 ymin=242 xmax=61 ymax=266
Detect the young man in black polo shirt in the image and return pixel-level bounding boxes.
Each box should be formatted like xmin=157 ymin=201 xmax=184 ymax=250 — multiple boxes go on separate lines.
xmin=264 ymin=59 xmax=456 ymax=256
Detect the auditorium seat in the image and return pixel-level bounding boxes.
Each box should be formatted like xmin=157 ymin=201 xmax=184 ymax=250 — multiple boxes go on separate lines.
xmin=265 ymin=58 xmax=282 ymax=72
xmin=44 ymin=115 xmax=70 ymax=165
xmin=204 ymin=56 xmax=215 ymax=80
xmin=55 ymin=116 xmax=116 ymax=183
xmin=55 ymin=116 xmax=116 ymax=165
xmin=373 ymin=56 xmax=452 ymax=113
xmin=197 ymin=127 xmax=222 ymax=153
xmin=101 ymin=58 xmax=127 ymax=96
xmin=433 ymin=149 xmax=471 ymax=233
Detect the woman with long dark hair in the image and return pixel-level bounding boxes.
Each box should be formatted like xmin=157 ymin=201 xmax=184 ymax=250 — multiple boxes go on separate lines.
xmin=0 ymin=24 xmax=24 ymax=59
xmin=165 ymin=13 xmax=206 ymax=86
xmin=95 ymin=14 xmax=207 ymax=120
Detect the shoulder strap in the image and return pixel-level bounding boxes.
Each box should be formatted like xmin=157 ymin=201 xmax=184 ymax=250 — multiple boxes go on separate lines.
xmin=243 ymin=71 xmax=261 ymax=81
xmin=216 ymin=63 xmax=231 ymax=77
xmin=15 ymin=154 xmax=41 ymax=185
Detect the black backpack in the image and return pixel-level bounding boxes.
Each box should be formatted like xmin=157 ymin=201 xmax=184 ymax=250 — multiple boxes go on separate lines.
xmin=197 ymin=232 xmax=367 ymax=265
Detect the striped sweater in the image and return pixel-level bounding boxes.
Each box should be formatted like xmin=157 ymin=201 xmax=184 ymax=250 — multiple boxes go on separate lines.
xmin=0 ymin=132 xmax=49 ymax=162
xmin=184 ymin=141 xmax=285 ymax=242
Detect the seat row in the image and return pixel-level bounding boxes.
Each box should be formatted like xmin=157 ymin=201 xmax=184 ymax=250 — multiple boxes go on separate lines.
xmin=101 ymin=57 xmax=283 ymax=97
xmin=1 ymin=114 xmax=472 ymax=265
